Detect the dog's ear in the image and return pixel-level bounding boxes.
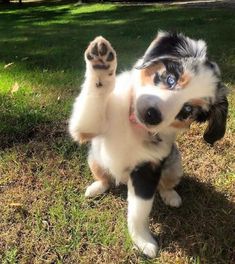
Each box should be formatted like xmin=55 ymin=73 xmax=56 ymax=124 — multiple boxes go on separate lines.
xmin=203 ymin=85 xmax=228 ymax=145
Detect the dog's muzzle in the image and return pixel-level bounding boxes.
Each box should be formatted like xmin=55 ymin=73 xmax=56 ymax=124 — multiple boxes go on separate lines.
xmin=136 ymin=95 xmax=162 ymax=126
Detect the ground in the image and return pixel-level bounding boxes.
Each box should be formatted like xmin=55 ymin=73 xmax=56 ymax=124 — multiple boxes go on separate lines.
xmin=0 ymin=2 xmax=234 ymax=264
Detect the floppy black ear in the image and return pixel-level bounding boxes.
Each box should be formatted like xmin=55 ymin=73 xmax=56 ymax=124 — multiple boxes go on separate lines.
xmin=203 ymin=93 xmax=228 ymax=145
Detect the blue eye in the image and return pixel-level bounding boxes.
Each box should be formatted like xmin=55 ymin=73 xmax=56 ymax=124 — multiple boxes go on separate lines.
xmin=184 ymin=105 xmax=192 ymax=113
xmin=166 ymin=75 xmax=176 ymax=89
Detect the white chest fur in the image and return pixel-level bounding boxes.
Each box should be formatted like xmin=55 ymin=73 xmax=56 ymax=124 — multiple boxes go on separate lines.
xmin=89 ymin=72 xmax=174 ymax=184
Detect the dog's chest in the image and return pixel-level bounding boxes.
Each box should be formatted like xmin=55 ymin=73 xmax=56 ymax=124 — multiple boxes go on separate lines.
xmin=92 ymin=120 xmax=168 ymax=184
xmin=91 ymin=75 xmax=172 ymax=184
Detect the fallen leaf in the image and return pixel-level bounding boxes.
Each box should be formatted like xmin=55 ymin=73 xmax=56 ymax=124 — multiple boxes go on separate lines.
xmin=11 ymin=82 xmax=20 ymax=94
xmin=21 ymin=57 xmax=29 ymax=61
xmin=9 ymin=203 xmax=23 ymax=207
xmin=4 ymin=62 xmax=14 ymax=69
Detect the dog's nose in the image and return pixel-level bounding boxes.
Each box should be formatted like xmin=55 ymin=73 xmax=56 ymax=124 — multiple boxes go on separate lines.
xmin=144 ymin=107 xmax=162 ymax=125
xmin=136 ymin=95 xmax=162 ymax=126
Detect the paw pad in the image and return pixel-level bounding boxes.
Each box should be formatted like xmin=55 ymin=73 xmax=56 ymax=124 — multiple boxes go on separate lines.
xmin=85 ymin=37 xmax=116 ymax=72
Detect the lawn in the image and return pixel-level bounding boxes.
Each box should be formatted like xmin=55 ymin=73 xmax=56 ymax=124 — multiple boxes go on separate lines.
xmin=0 ymin=1 xmax=234 ymax=264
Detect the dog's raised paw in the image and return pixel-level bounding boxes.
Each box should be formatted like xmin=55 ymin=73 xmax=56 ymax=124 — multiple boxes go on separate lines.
xmin=85 ymin=36 xmax=117 ymax=75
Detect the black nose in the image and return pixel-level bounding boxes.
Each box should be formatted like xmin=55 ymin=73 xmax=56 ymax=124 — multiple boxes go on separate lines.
xmin=144 ymin=107 xmax=162 ymax=125
xmin=136 ymin=95 xmax=163 ymax=126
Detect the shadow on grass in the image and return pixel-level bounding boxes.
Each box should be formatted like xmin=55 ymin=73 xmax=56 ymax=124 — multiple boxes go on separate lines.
xmin=148 ymin=176 xmax=235 ymax=263
xmin=0 ymin=112 xmax=67 ymax=150
xmin=108 ymin=175 xmax=235 ymax=263
xmin=100 ymin=173 xmax=235 ymax=263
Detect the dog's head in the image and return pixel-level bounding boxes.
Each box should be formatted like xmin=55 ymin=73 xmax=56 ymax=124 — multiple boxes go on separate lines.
xmin=133 ymin=31 xmax=228 ymax=145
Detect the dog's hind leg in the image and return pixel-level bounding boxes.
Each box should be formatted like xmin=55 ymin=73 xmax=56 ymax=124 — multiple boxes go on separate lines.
xmin=85 ymin=159 xmax=111 ymax=198
xmin=158 ymin=145 xmax=183 ymax=208
xmin=69 ymin=36 xmax=117 ymax=143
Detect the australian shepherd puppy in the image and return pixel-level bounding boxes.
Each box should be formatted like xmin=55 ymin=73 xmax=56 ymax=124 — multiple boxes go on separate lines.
xmin=69 ymin=32 xmax=228 ymax=258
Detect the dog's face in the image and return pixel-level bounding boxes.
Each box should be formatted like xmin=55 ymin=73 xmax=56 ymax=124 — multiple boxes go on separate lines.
xmin=133 ymin=32 xmax=228 ymax=144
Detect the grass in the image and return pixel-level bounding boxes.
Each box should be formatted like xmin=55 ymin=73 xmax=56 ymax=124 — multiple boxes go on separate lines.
xmin=0 ymin=1 xmax=234 ymax=263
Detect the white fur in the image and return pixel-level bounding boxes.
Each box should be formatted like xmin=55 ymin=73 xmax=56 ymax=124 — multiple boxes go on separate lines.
xmin=69 ymin=71 xmax=114 ymax=138
xmin=159 ymin=189 xmax=182 ymax=207
xmin=85 ymin=181 xmax=109 ymax=197
xmin=128 ymin=180 xmax=158 ymax=258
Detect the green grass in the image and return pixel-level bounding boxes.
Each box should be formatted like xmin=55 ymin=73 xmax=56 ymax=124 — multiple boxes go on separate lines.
xmin=0 ymin=2 xmax=235 ymax=264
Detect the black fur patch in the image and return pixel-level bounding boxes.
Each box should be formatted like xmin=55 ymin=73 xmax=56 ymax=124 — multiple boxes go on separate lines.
xmin=195 ymin=108 xmax=209 ymax=123
xmin=153 ymin=73 xmax=161 ymax=85
xmin=130 ymin=162 xmax=162 ymax=199
xmin=144 ymin=32 xmax=204 ymax=63
xmin=175 ymin=103 xmax=209 ymax=122
xmin=144 ymin=33 xmax=187 ymax=62
xmin=161 ymin=59 xmax=183 ymax=81
xmin=203 ymin=96 xmax=228 ymax=145
xmin=138 ymin=32 xmax=207 ymax=70
xmin=176 ymin=103 xmax=193 ymax=120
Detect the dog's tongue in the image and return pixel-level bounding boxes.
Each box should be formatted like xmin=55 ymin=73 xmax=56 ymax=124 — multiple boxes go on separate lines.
xmin=129 ymin=112 xmax=146 ymax=129
xmin=129 ymin=112 xmax=137 ymax=123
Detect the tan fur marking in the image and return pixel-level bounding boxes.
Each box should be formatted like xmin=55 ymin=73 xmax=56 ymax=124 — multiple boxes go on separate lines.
xmin=159 ymin=175 xmax=180 ymax=190
xmin=178 ymin=72 xmax=191 ymax=88
xmin=170 ymin=119 xmax=193 ymax=129
xmin=89 ymin=161 xmax=110 ymax=184
xmin=140 ymin=63 xmax=165 ymax=86
xmin=78 ymin=133 xmax=96 ymax=144
xmin=190 ymin=98 xmax=208 ymax=107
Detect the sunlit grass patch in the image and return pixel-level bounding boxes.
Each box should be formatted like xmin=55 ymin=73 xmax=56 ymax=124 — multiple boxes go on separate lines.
xmin=2 ymin=247 xmax=18 ymax=264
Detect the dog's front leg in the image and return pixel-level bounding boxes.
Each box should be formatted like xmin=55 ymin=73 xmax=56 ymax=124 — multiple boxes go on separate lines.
xmin=127 ymin=163 xmax=162 ymax=258
xmin=69 ymin=36 xmax=117 ymax=143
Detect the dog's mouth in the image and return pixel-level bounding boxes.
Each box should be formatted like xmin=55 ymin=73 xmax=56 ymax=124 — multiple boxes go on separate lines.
xmin=129 ymin=94 xmax=165 ymax=132
xmin=129 ymin=102 xmax=163 ymax=144
xmin=129 ymin=100 xmax=147 ymax=130
xmin=129 ymin=103 xmax=160 ymax=133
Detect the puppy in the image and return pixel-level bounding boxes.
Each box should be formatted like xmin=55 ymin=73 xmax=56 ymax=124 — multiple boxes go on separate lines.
xmin=69 ymin=32 xmax=228 ymax=258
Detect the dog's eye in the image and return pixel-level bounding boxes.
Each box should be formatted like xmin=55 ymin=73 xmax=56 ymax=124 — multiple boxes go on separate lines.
xmin=184 ymin=105 xmax=192 ymax=113
xmin=166 ymin=74 xmax=176 ymax=89
xmin=176 ymin=104 xmax=193 ymax=120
